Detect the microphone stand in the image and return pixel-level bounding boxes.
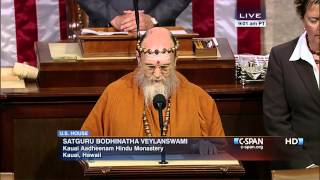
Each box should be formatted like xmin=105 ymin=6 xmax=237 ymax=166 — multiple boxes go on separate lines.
xmin=158 ymin=109 xmax=168 ymax=164
xmin=153 ymin=94 xmax=168 ymax=164
xmin=133 ymin=0 xmax=140 ymax=40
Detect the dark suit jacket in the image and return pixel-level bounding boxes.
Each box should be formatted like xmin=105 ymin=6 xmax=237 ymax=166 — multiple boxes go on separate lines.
xmin=77 ymin=0 xmax=191 ymax=27
xmin=263 ymin=37 xmax=320 ymax=169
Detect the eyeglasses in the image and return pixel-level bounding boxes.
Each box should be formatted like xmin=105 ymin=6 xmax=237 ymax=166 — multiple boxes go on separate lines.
xmin=143 ymin=64 xmax=172 ymax=74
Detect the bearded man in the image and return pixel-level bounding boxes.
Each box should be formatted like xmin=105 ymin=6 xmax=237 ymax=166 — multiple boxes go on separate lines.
xmin=81 ymin=27 xmax=225 ymax=137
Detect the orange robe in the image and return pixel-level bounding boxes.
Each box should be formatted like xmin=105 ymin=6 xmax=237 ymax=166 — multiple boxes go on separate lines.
xmin=81 ymin=71 xmax=225 ymax=137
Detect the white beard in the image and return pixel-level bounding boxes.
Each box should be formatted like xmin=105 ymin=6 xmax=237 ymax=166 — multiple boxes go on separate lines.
xmin=143 ymin=82 xmax=168 ymax=106
xmin=135 ymin=66 xmax=179 ymax=106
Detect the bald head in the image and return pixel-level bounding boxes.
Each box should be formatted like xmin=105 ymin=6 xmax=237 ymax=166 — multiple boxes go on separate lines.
xmin=141 ymin=27 xmax=175 ymax=50
xmin=137 ymin=27 xmax=177 ymax=66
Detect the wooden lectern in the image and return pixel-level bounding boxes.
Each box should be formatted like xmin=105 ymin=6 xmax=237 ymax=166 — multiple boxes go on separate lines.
xmin=78 ymin=27 xmax=198 ymax=57
xmin=36 ymin=38 xmax=235 ymax=88
xmin=79 ymin=159 xmax=244 ymax=179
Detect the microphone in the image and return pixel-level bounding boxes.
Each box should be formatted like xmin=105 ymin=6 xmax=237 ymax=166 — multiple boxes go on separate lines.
xmin=153 ymin=94 xmax=168 ymax=165
xmin=153 ymin=94 xmax=166 ymax=136
xmin=133 ymin=0 xmax=140 ymax=39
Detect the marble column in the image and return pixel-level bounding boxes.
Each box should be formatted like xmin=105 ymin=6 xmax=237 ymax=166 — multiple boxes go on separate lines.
xmin=263 ymin=0 xmax=304 ymax=54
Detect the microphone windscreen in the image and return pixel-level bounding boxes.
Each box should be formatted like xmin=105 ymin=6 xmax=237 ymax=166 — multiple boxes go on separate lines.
xmin=153 ymin=94 xmax=166 ymax=110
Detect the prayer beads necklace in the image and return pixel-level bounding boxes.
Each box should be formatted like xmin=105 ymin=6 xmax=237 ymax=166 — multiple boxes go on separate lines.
xmin=142 ymin=99 xmax=171 ymax=137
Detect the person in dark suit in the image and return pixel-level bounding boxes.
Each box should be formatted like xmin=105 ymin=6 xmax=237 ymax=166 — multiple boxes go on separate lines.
xmin=77 ymin=0 xmax=191 ymax=31
xmin=263 ymin=0 xmax=319 ymax=169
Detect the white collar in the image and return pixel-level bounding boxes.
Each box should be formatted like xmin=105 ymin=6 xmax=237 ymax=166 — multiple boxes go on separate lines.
xmin=289 ymin=32 xmax=316 ymax=66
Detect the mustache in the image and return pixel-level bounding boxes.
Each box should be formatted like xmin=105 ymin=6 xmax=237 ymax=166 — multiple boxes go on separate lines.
xmin=149 ymin=76 xmax=165 ymax=82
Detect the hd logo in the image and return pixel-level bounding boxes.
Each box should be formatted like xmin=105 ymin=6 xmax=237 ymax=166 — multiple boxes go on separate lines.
xmin=285 ymin=138 xmax=304 ymax=145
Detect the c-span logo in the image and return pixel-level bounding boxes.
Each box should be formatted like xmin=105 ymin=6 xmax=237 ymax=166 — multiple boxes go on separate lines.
xmin=285 ymin=138 xmax=304 ymax=145
xmin=233 ymin=137 xmax=264 ymax=150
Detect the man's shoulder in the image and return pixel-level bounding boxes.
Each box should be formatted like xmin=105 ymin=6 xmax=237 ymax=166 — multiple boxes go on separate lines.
xmin=105 ymin=72 xmax=135 ymax=93
xmin=177 ymin=72 xmax=209 ymax=97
